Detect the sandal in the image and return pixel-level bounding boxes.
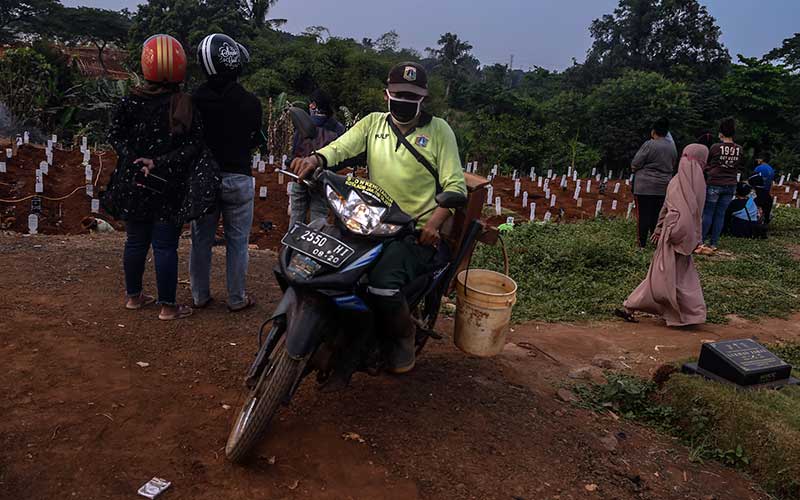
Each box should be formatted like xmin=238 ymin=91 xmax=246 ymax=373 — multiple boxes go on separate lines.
xmin=158 ymin=304 xmax=193 ymax=321
xmin=614 ymin=308 xmax=639 ymax=323
xmin=228 ymin=295 xmax=256 ymax=313
xmin=125 ymin=293 xmax=156 ymax=310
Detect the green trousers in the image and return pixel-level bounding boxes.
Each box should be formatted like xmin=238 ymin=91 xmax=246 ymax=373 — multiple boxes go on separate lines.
xmin=367 ymin=237 xmax=437 ymax=311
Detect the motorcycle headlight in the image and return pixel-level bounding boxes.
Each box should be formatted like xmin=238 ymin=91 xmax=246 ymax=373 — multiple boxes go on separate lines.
xmin=326 ymin=186 xmax=400 ymax=236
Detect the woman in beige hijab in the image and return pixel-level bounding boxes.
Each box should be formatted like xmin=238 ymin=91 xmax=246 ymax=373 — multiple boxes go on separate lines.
xmin=616 ymin=144 xmax=709 ymax=326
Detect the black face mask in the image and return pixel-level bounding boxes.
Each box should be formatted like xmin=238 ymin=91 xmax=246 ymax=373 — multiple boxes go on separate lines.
xmin=388 ymin=97 xmax=421 ymax=124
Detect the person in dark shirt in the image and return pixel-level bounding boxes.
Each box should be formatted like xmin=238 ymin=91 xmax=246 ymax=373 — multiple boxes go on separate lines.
xmin=288 ymin=89 xmax=346 ymax=227
xmin=631 ymin=117 xmax=677 ymax=248
xmin=753 ymin=153 xmax=775 ymax=223
xmin=190 ymin=34 xmax=263 ymax=312
xmin=724 ymin=182 xmax=765 ymax=239
xmin=699 ymin=117 xmax=744 ymax=253
xmin=103 ymin=34 xmax=219 ymax=321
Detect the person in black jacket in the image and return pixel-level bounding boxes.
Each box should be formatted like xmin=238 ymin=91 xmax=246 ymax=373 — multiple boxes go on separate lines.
xmin=190 ymin=34 xmax=263 ymax=312
xmin=103 ymin=34 xmax=219 ymax=321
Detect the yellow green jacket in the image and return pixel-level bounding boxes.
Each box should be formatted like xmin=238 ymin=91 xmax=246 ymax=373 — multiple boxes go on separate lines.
xmin=317 ymin=112 xmax=467 ymax=226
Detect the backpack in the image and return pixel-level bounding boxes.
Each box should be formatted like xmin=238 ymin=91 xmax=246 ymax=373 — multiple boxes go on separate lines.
xmin=294 ymin=123 xmax=340 ymax=157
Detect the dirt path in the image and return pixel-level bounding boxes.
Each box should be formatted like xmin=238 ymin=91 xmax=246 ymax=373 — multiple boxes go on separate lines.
xmin=1 ymin=233 xmax=788 ymax=499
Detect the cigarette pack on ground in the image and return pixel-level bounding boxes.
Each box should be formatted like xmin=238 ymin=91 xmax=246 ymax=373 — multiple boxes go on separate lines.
xmin=138 ymin=477 xmax=171 ymax=499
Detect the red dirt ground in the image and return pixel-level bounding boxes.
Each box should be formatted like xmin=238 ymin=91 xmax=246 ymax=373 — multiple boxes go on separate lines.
xmin=3 ymin=233 xmax=796 ymax=499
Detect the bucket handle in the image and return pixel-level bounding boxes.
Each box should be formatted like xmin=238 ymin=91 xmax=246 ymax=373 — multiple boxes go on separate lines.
xmin=463 ymin=234 xmax=509 ymax=297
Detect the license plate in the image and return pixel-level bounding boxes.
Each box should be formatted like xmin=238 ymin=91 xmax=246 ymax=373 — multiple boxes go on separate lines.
xmin=281 ymin=224 xmax=354 ymax=268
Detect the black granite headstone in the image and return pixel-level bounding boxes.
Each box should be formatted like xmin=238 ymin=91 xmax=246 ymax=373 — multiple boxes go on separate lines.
xmin=683 ymin=339 xmax=798 ymax=388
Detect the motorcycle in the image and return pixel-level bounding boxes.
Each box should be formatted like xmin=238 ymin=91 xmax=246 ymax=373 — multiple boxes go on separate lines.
xmin=225 ymin=114 xmax=486 ymax=463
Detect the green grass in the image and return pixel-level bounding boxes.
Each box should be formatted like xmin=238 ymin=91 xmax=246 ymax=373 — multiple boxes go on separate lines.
xmin=472 ymin=206 xmax=800 ymax=323
xmin=575 ymin=354 xmax=800 ymax=499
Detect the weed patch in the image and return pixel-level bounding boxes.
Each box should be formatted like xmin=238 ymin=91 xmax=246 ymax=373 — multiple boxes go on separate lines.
xmin=473 ymin=207 xmax=800 ymax=323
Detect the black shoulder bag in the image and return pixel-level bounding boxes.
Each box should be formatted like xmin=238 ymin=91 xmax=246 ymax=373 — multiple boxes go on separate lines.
xmin=386 ymin=115 xmax=442 ymax=194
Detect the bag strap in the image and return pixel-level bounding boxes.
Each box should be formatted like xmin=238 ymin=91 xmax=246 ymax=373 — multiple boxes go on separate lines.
xmin=386 ymin=115 xmax=442 ymax=194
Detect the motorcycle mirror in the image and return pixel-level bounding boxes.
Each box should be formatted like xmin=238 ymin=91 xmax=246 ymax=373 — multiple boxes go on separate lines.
xmin=288 ymin=106 xmax=317 ymax=140
xmin=435 ymin=191 xmax=468 ymax=209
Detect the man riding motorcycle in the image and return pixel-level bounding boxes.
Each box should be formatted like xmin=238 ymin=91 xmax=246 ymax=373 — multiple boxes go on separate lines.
xmin=290 ymin=62 xmax=467 ymax=374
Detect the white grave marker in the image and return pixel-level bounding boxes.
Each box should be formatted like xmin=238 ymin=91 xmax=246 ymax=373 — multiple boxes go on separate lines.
xmin=595 ymin=174 xmax=601 ymax=182
xmin=591 ymin=167 xmax=597 ymax=176
xmin=572 ymin=171 xmax=578 ymax=182
xmin=522 ymin=191 xmax=528 ymax=207
xmin=537 ymin=177 xmax=543 ymax=188
xmin=5 ymin=148 xmax=11 ymax=159
xmin=595 ymin=200 xmax=602 ymax=217
xmin=626 ymin=202 xmax=634 ymax=219
xmin=550 ymin=195 xmax=556 ymax=208
xmin=612 ymin=200 xmax=618 ymax=211
xmin=514 ymin=180 xmax=521 ymax=197
xmin=529 ymin=167 xmax=535 ymax=179
xmin=86 ymin=184 xmax=93 ymax=197
xmin=779 ymin=175 xmax=785 ymax=186
xmin=736 ymin=172 xmax=741 ymax=182
xmin=35 ymin=181 xmax=44 ymax=193
xmin=547 ymin=169 xmax=553 ymax=179
xmin=91 ymin=199 xmax=100 ymax=213
xmin=609 ymin=170 xmax=614 ymax=179
xmin=793 ymin=190 xmax=798 ymax=200
xmin=259 ymin=186 xmax=267 ymax=199
xmin=577 ymin=198 xmax=583 ymax=208
xmin=495 ymin=196 xmax=502 ymax=216
xmin=614 ymin=182 xmax=620 ymax=194
xmin=543 ymin=211 xmax=552 ymax=222
xmin=486 ymin=185 xmax=494 ymax=205
xmin=506 ymin=216 xmax=514 ymax=226
xmin=625 ymin=179 xmax=630 ymax=186
xmin=586 ymin=180 xmax=592 ymax=193
xmin=573 ymin=186 xmax=580 ymax=200
xmin=512 ymin=169 xmax=518 ymax=180
xmin=258 ymin=161 xmax=266 ymax=173
xmin=51 ymin=134 xmax=57 ymax=144
xmin=282 ymin=154 xmax=288 ymax=167
xmin=286 ymin=182 xmax=293 ymax=195
xmin=0 ymin=162 xmax=5 ymax=173
xmin=785 ymin=186 xmax=791 ymax=193
xmin=28 ymin=214 xmax=38 ymax=234
xmin=23 ymin=131 xmax=29 ymax=144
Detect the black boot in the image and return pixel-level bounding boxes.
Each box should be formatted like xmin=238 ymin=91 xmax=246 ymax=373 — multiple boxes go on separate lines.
xmin=382 ymin=301 xmax=416 ymax=374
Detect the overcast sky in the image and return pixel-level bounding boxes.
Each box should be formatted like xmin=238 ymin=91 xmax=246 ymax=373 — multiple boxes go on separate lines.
xmin=64 ymin=0 xmax=798 ymax=70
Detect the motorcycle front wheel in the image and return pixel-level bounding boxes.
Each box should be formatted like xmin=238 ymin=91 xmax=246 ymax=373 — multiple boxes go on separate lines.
xmin=225 ymin=336 xmax=302 ymax=463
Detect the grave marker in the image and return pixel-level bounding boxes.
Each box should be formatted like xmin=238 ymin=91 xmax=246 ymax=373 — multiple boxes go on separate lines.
xmin=91 ymin=199 xmax=100 ymax=213
xmin=259 ymin=186 xmax=267 ymax=199
xmin=595 ymin=200 xmax=602 ymax=217
xmin=576 ymin=198 xmax=582 ymax=208
xmin=793 ymin=190 xmax=798 ymax=200
xmin=547 ymin=169 xmax=553 ymax=179
xmin=529 ymin=167 xmax=535 ymax=179
xmin=595 ymin=173 xmax=601 ymax=182
xmin=683 ymin=339 xmax=798 ymax=388
xmin=529 ymin=202 xmax=536 ymax=221
xmin=572 ymin=171 xmax=578 ymax=182
xmin=543 ymin=211 xmax=552 ymax=222
xmin=522 ymin=191 xmax=528 ymax=208
xmin=35 ymin=181 xmax=43 ymax=193
xmin=5 ymin=148 xmax=11 ymax=159
xmin=268 ymin=154 xmax=275 ymax=165
xmin=514 ymin=180 xmax=521 ymax=197
xmin=625 ymin=179 xmax=630 ymax=186
xmin=512 ymin=169 xmax=517 ymax=180
xmin=495 ymin=196 xmax=501 ymax=216
xmin=28 ymin=214 xmax=38 ymax=234
xmin=586 ymin=180 xmax=591 ymax=193
xmin=550 ymin=195 xmax=556 ymax=208
xmin=779 ymin=175 xmax=785 ymax=186
xmin=86 ymin=184 xmax=93 ymax=197
xmin=0 ymin=162 xmax=5 ymax=173
xmin=573 ymin=186 xmax=580 ymax=200
xmin=24 ymin=131 xmax=29 ymax=144
xmin=506 ymin=216 xmax=514 ymax=226
xmin=591 ymin=167 xmax=597 ymax=176
xmin=282 ymin=154 xmax=288 ymax=167
xmin=626 ymin=202 xmax=634 ymax=219
xmin=51 ymin=134 xmax=57 ymax=144
xmin=537 ymin=177 xmax=543 ymax=188
xmin=612 ymin=200 xmax=618 ymax=211
xmin=614 ymin=182 xmax=620 ymax=194
xmin=567 ymin=166 xmax=572 ymax=177
xmin=258 ymin=161 xmax=266 ymax=173
xmin=486 ymin=185 xmax=494 ymax=205
xmin=609 ymin=170 xmax=614 ymax=179
xmin=786 ymin=186 xmax=791 ymax=193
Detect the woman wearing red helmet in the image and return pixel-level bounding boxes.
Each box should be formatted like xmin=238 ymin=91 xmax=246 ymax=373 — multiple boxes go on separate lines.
xmin=102 ymin=34 xmax=220 ymax=321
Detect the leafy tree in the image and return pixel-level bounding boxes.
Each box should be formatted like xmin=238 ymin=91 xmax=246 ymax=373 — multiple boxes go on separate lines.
xmin=374 ymin=30 xmax=399 ymax=53
xmin=0 ymin=0 xmax=61 ymax=41
xmin=426 ymin=32 xmax=479 ymax=102
xmin=765 ymin=32 xmax=800 ymax=71
xmin=52 ymin=7 xmax=132 ymax=74
xmin=720 ymin=56 xmax=800 ymax=159
xmin=0 ymin=48 xmax=57 ymax=125
xmin=583 ymin=70 xmax=690 ymax=169
xmin=585 ymin=0 xmax=730 ymax=80
xmin=238 ymin=0 xmax=285 ymax=29
xmin=302 ymin=25 xmax=330 ymax=43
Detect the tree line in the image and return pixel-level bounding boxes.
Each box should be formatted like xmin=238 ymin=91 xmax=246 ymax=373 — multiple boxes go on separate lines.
xmin=1 ymin=0 xmax=799 ymax=175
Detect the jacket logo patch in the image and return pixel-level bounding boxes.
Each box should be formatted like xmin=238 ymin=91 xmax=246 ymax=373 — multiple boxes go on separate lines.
xmin=403 ymin=66 xmax=417 ymax=81
xmin=415 ymin=135 xmax=429 ymax=148
xmin=375 ymin=133 xmax=389 ymax=140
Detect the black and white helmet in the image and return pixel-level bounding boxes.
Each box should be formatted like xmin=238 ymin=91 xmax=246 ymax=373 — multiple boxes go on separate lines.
xmin=197 ymin=33 xmax=242 ymax=77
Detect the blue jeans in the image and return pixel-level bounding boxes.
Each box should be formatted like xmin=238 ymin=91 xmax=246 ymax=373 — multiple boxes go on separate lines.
xmin=190 ymin=172 xmax=254 ymax=308
xmin=289 ymin=181 xmax=328 ymax=227
xmin=702 ymin=184 xmax=736 ymax=247
xmin=124 ymin=221 xmax=182 ymax=305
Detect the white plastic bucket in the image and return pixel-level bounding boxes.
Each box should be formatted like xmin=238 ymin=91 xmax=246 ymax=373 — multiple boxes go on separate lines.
xmin=454 ymin=269 xmax=517 ymax=357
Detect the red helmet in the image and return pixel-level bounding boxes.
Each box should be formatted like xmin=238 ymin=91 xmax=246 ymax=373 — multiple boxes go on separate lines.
xmin=141 ymin=34 xmax=187 ymax=83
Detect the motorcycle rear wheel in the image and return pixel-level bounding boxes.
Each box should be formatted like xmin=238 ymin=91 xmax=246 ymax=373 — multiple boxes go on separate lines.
xmin=225 ymin=338 xmax=301 ymax=463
